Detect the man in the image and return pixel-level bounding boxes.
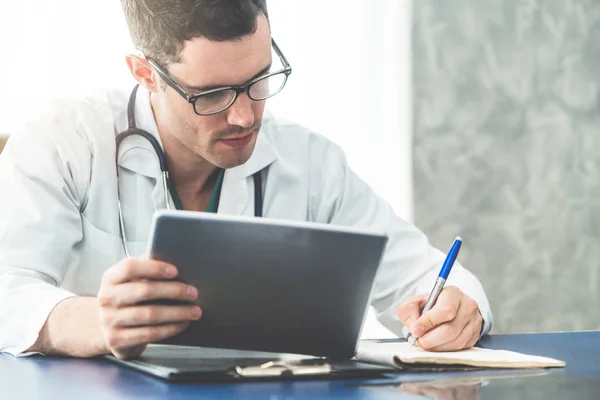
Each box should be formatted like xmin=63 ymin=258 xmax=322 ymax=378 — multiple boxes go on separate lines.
xmin=0 ymin=0 xmax=492 ymax=360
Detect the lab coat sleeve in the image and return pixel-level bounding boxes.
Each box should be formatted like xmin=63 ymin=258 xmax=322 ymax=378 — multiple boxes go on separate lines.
xmin=0 ymin=119 xmax=89 ymax=356
xmin=310 ymin=140 xmax=493 ymax=338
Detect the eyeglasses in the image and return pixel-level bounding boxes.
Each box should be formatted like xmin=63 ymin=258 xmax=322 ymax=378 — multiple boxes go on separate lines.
xmin=145 ymin=39 xmax=292 ymax=116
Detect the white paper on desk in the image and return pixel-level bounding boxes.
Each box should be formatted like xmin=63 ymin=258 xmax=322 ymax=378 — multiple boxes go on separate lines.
xmin=355 ymin=342 xmax=565 ymax=369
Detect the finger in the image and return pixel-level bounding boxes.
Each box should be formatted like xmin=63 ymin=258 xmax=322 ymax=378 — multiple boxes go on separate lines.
xmin=100 ymin=281 xmax=198 ymax=307
xmin=112 ymin=304 xmax=202 ymax=327
xmin=396 ymin=294 xmax=427 ymax=330
xmin=415 ymin=292 xmax=473 ymax=349
xmin=108 ymin=322 xmax=190 ymax=358
xmin=418 ymin=294 xmax=483 ymax=351
xmin=112 ymin=344 xmax=147 ymax=360
xmin=102 ymin=258 xmax=178 ymax=285
xmin=423 ymin=319 xmax=479 ymax=352
xmin=464 ymin=324 xmax=482 ymax=349
xmin=412 ymin=287 xmax=462 ymax=337
xmin=416 ymin=320 xmax=464 ymax=351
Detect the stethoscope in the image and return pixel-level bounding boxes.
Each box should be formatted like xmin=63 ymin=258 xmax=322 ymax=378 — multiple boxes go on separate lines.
xmin=115 ymin=85 xmax=264 ymax=257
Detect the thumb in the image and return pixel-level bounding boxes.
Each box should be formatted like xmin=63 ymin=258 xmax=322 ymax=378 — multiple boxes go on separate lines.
xmin=396 ymin=295 xmax=427 ymax=329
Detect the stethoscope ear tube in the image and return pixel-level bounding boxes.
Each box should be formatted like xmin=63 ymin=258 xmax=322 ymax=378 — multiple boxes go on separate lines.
xmin=117 ymin=84 xmax=169 ymax=173
xmin=115 ymin=85 xmax=172 ymax=257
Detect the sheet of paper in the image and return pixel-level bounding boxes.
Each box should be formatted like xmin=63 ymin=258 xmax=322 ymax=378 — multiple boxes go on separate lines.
xmin=355 ymin=341 xmax=565 ymax=369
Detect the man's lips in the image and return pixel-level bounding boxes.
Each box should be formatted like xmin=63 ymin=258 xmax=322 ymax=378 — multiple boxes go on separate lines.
xmin=219 ymin=129 xmax=257 ymax=148
xmin=221 ymin=131 xmax=254 ymax=141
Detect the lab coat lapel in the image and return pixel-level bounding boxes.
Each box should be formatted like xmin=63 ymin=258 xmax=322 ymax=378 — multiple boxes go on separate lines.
xmin=218 ymin=172 xmax=250 ymax=215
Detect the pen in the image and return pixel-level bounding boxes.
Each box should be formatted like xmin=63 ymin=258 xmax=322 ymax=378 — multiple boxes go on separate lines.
xmin=406 ymin=236 xmax=462 ymax=346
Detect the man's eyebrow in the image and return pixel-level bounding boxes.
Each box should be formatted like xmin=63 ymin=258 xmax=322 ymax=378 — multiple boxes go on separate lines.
xmin=185 ymin=64 xmax=273 ymax=92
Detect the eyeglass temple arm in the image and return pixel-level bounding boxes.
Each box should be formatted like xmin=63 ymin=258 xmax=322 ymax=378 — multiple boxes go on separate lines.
xmin=271 ymin=39 xmax=291 ymax=71
xmin=146 ymin=56 xmax=194 ymax=101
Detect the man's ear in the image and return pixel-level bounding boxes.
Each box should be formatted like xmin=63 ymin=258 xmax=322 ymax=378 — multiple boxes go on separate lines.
xmin=125 ymin=54 xmax=160 ymax=93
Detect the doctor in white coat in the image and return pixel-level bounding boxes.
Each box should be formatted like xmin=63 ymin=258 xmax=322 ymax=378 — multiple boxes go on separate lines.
xmin=0 ymin=0 xmax=492 ymax=360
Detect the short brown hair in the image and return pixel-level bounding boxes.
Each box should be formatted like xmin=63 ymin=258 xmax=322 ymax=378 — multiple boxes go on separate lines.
xmin=121 ymin=0 xmax=269 ymax=66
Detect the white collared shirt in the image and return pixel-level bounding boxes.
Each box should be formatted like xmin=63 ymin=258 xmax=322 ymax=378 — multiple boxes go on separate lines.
xmin=0 ymin=86 xmax=493 ymax=356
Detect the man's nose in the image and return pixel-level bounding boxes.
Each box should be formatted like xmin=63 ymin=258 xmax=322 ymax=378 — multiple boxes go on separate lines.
xmin=226 ymin=93 xmax=255 ymax=129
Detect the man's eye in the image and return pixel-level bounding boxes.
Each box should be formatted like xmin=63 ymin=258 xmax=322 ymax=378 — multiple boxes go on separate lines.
xmin=201 ymin=91 xmax=228 ymax=101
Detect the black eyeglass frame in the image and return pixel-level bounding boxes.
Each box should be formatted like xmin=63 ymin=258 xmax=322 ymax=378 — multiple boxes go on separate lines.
xmin=145 ymin=39 xmax=292 ymax=116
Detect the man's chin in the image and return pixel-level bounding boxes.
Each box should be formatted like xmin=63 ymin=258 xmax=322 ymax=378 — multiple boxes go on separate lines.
xmin=211 ymin=146 xmax=256 ymax=169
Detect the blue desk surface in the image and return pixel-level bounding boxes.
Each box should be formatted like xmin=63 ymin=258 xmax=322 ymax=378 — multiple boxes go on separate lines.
xmin=1 ymin=332 xmax=599 ymax=400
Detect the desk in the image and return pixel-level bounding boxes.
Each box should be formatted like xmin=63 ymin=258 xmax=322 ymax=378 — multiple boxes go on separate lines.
xmin=1 ymin=332 xmax=599 ymax=399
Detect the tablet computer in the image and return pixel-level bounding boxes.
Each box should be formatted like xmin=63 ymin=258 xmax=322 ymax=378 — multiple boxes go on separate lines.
xmin=147 ymin=210 xmax=388 ymax=359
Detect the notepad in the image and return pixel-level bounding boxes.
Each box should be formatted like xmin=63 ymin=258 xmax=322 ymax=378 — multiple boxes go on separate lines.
xmin=356 ymin=342 xmax=565 ymax=370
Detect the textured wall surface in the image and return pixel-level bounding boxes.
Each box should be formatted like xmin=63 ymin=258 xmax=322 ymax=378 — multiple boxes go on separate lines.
xmin=413 ymin=0 xmax=600 ymax=333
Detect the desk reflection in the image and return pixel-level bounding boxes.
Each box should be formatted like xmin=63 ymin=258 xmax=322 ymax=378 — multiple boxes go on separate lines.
xmin=399 ymin=377 xmax=483 ymax=400
xmin=354 ymin=369 xmax=600 ymax=400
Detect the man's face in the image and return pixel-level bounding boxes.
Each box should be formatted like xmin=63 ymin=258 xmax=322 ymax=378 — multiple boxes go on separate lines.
xmin=153 ymin=15 xmax=271 ymax=169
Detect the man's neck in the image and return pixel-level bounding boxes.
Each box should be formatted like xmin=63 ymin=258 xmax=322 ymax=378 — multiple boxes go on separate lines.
xmin=162 ymin=135 xmax=219 ymax=211
xmin=152 ymin=114 xmax=217 ymax=211
xmin=161 ymin=132 xmax=213 ymax=185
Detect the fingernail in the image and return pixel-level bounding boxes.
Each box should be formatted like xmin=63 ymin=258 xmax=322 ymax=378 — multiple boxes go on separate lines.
xmin=165 ymin=266 xmax=177 ymax=277
xmin=191 ymin=307 xmax=202 ymax=319
xmin=186 ymin=286 xmax=197 ymax=299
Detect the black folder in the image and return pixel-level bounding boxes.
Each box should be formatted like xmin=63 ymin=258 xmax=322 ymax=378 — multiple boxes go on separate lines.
xmin=105 ymin=345 xmax=396 ymax=382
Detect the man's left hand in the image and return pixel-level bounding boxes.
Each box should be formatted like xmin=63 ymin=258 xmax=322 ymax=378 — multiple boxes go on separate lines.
xmin=396 ymin=286 xmax=483 ymax=351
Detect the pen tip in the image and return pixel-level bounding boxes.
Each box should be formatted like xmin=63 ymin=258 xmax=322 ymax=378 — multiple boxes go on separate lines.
xmin=455 ymin=236 xmax=462 ymax=242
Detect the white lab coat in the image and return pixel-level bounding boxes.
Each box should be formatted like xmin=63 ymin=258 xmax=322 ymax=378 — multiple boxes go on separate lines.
xmin=0 ymin=86 xmax=493 ymax=356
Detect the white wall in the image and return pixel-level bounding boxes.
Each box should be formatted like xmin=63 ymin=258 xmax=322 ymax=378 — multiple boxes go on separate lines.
xmin=0 ymin=1 xmax=133 ymax=135
xmin=267 ymin=1 xmax=413 ymax=223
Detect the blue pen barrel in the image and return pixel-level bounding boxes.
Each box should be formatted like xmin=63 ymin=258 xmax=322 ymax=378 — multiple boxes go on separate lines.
xmin=407 ymin=236 xmax=463 ymax=346
xmin=439 ymin=237 xmax=462 ymax=280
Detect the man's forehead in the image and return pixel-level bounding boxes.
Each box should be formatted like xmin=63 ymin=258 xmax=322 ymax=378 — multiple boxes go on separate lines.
xmin=169 ymin=16 xmax=272 ymax=88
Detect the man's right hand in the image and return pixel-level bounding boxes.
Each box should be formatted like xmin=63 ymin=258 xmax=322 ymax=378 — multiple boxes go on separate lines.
xmin=97 ymin=257 xmax=202 ymax=360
